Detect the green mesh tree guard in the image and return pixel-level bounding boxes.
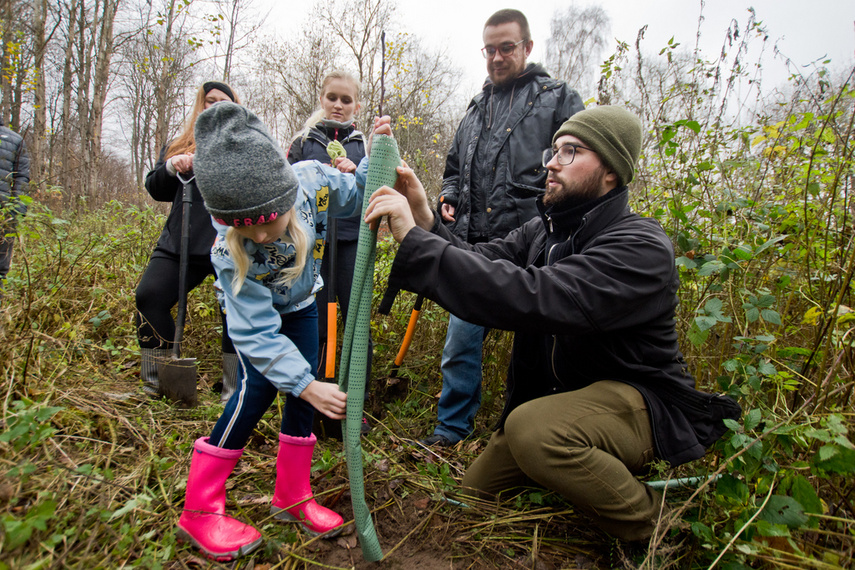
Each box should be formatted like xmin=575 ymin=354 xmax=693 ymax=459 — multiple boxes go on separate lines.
xmin=337 ymin=134 xmax=399 ymax=561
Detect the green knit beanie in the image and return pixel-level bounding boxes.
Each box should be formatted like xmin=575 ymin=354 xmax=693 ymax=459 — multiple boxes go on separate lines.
xmin=552 ymin=106 xmax=642 ymax=186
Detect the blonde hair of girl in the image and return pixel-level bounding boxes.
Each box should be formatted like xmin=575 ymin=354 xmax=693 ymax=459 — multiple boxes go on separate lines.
xmin=223 ymin=207 xmax=310 ymax=295
xmin=297 ymin=70 xmax=362 ymax=142
xmin=167 ymin=82 xmax=240 ymax=159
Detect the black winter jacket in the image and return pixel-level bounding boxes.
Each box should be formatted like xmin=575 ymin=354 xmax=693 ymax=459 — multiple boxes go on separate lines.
xmin=144 ymin=145 xmax=217 ymax=259
xmin=0 ymin=124 xmax=30 ymax=222
xmin=439 ymin=63 xmax=584 ymax=242
xmin=383 ymin=187 xmax=741 ymax=466
xmin=287 ymin=121 xmax=365 ymax=241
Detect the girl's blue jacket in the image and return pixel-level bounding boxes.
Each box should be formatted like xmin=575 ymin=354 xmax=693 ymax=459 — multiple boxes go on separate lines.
xmin=210 ymin=158 xmax=368 ymax=396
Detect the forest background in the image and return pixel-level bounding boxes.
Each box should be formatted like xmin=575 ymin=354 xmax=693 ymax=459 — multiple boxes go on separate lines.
xmin=1 ymin=0 xmax=854 ymax=568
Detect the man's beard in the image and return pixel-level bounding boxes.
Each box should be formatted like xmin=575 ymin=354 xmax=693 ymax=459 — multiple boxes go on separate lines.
xmin=543 ymin=165 xmax=607 ymax=208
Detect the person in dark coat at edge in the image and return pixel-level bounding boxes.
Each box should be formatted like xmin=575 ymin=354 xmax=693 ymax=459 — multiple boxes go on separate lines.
xmin=136 ymin=82 xmax=239 ymax=400
xmin=0 ymin=118 xmax=30 ymax=308
xmin=365 ymin=105 xmax=741 ymax=544
xmin=424 ymin=8 xmax=584 ymax=447
xmin=287 ymin=70 xmax=373 ymax=435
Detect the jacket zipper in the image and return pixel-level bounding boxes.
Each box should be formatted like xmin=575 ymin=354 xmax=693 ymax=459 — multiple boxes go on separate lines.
xmin=550 ymin=335 xmax=561 ymax=385
xmin=543 ymin=213 xmax=561 ymax=382
xmin=545 ymin=214 xmax=555 ymax=264
xmin=545 ymin=214 xmax=587 ymax=383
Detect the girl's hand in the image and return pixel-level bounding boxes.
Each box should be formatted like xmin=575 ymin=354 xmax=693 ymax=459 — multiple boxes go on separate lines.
xmin=300 ymin=380 xmax=347 ymax=419
xmin=171 ymin=153 xmax=194 ymax=174
xmin=366 ymin=115 xmax=393 ymax=156
xmin=373 ymin=115 xmax=393 ymax=137
xmin=334 ymin=156 xmax=357 ymax=173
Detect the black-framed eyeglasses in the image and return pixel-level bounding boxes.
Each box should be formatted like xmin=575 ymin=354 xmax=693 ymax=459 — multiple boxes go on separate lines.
xmin=481 ymin=40 xmax=524 ymax=59
xmin=542 ymin=143 xmax=594 ymax=167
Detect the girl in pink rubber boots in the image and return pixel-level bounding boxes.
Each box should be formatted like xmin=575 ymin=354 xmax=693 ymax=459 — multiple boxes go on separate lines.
xmin=175 ymin=101 xmax=392 ymax=561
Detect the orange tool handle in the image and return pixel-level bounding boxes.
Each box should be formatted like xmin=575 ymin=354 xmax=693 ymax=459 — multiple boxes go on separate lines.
xmin=394 ymin=295 xmax=425 ymax=367
xmin=325 ymin=303 xmax=337 ymax=379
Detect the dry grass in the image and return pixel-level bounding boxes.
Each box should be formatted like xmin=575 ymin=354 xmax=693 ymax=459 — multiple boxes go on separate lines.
xmin=2 ymin=202 xmax=853 ymax=569
xmin=0 ymin=204 xmax=619 ymax=569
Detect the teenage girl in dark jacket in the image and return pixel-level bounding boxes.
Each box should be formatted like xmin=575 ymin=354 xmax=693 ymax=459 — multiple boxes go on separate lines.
xmin=286 ymin=71 xmax=373 ymax=433
xmin=136 ymin=82 xmax=239 ymax=400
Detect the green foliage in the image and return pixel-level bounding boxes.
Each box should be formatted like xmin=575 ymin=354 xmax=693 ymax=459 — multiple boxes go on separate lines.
xmin=418 ymin=460 xmax=456 ymax=493
xmin=0 ymin=399 xmax=63 ymax=452
xmin=1 ymin=497 xmax=58 ymax=551
xmin=613 ymin=44 xmax=855 ymax=567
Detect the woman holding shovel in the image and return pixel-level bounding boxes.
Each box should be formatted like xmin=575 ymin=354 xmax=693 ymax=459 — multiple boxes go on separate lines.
xmin=287 ymin=70 xmax=372 ymax=435
xmin=136 ymin=82 xmax=240 ymax=401
xmin=176 ymin=101 xmax=392 ymax=561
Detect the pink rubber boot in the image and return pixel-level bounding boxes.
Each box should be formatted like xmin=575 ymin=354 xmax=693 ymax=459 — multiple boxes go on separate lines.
xmin=176 ymin=437 xmax=262 ymax=561
xmin=270 ymin=432 xmax=344 ymax=537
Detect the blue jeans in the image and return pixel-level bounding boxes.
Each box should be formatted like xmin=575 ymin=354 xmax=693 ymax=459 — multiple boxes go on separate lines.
xmin=209 ymin=304 xmax=319 ymax=450
xmin=434 ymin=314 xmax=488 ymax=442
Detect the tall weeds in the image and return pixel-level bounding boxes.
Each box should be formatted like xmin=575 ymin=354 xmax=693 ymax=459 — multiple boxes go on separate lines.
xmin=598 ymin=13 xmax=855 ymax=568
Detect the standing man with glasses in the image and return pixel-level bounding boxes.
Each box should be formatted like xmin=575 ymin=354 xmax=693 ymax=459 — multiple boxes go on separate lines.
xmin=364 ymin=105 xmax=740 ymax=543
xmin=422 ymin=8 xmax=584 ymax=447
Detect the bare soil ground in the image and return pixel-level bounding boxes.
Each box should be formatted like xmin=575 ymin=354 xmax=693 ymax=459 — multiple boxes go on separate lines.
xmin=46 ymin=373 xmax=642 ymax=570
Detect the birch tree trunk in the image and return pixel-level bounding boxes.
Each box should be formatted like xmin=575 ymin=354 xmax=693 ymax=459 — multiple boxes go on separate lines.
xmin=153 ymin=0 xmax=177 ymax=154
xmin=59 ymin=0 xmax=79 ymax=204
xmin=31 ymin=0 xmax=49 ymax=193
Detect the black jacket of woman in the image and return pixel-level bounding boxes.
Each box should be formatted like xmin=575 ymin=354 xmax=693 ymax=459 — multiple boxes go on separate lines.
xmin=287 ymin=121 xmax=365 ymax=241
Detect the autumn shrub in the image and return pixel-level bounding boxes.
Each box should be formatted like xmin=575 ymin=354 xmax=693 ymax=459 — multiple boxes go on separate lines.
xmin=596 ymin=19 xmax=855 ymax=565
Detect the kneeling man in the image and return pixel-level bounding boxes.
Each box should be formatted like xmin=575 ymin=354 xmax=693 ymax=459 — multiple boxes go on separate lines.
xmin=365 ymin=107 xmax=741 ymax=541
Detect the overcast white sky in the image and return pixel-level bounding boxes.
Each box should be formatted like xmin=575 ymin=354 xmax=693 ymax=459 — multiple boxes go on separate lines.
xmin=267 ymin=0 xmax=854 ymax=97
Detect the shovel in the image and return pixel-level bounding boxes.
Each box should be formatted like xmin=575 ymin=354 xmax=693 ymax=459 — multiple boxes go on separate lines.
xmin=159 ymin=172 xmax=198 ymax=407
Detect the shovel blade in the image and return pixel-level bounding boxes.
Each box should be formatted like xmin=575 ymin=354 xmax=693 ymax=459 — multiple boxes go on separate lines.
xmin=158 ymin=357 xmax=198 ymax=408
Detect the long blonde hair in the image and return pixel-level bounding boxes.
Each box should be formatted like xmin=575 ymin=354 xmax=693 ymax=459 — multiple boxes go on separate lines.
xmin=296 ymin=71 xmax=362 ymax=142
xmin=167 ymin=82 xmax=240 ymax=159
xmin=224 ymin=207 xmax=310 ymax=295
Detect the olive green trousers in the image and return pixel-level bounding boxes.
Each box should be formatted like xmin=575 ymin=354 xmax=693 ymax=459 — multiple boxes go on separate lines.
xmin=461 ymin=381 xmax=664 ymax=541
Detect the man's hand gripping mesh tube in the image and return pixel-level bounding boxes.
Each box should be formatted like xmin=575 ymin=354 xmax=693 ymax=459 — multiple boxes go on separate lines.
xmin=337 ymin=134 xmax=399 ymax=561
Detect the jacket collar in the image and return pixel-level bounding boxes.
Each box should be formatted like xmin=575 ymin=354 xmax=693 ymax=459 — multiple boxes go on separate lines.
xmin=472 ymin=63 xmax=552 ymax=110
xmin=473 ymin=63 xmax=555 ymax=128
xmin=538 ymin=186 xmax=629 ymax=249
xmin=311 ymin=121 xmax=361 ymax=142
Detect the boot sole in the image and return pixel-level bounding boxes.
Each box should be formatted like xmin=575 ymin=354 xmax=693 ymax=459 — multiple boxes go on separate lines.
xmin=270 ymin=506 xmax=343 ymax=538
xmin=175 ymin=527 xmax=263 ymax=561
